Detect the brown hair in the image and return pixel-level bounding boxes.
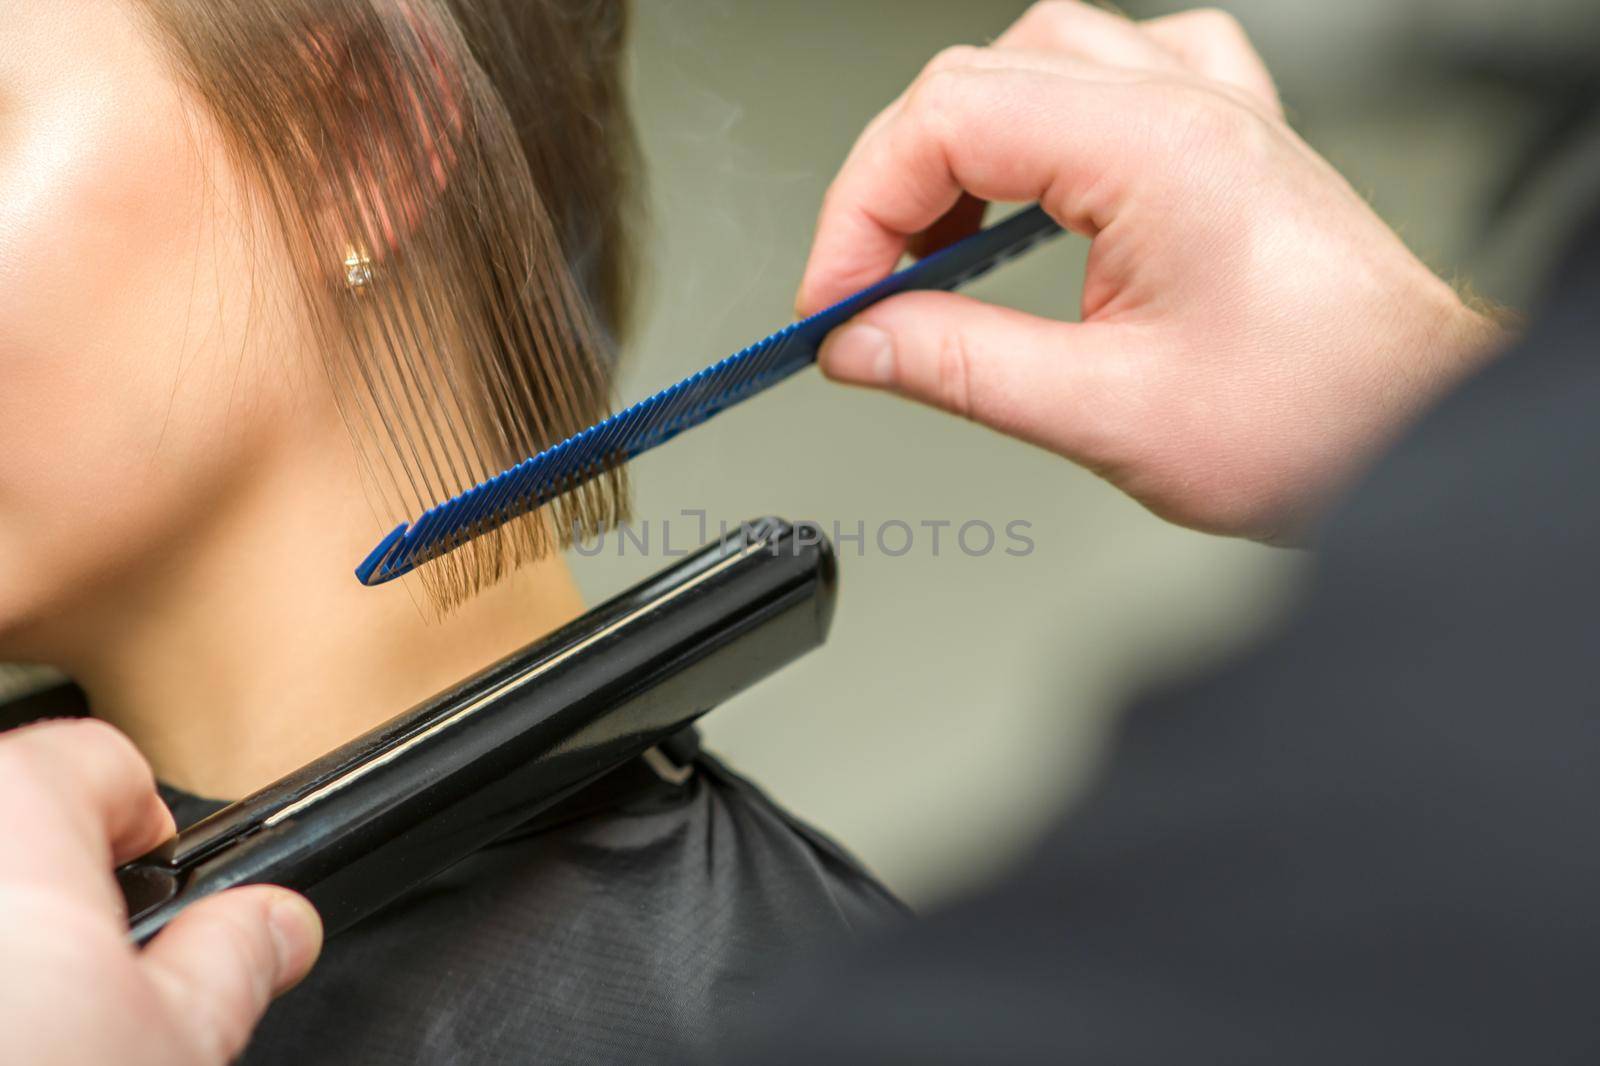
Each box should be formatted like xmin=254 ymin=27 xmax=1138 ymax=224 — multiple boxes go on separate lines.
xmin=132 ymin=0 xmax=638 ymax=608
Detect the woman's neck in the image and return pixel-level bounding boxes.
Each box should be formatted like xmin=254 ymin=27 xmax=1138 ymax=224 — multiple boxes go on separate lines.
xmin=34 ymin=421 xmax=586 ymax=800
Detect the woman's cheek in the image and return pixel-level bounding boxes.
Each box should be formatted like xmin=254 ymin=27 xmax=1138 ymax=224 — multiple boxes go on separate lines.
xmin=0 ymin=37 xmax=268 ymax=616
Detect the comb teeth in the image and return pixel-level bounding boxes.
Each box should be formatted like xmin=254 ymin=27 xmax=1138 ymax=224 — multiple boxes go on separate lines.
xmin=356 ymin=204 xmax=1064 ymax=586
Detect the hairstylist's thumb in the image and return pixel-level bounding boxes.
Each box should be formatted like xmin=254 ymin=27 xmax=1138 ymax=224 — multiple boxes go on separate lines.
xmin=140 ymin=886 xmax=323 ymax=1064
xmin=818 ymin=289 xmax=1129 ymax=462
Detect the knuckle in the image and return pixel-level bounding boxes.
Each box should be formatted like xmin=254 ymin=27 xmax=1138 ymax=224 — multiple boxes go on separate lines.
xmin=924 ymin=44 xmax=983 ymax=78
xmin=1161 ymin=81 xmax=1270 ymax=155
xmin=1190 ymin=7 xmax=1248 ymax=41
xmin=907 ymin=65 xmax=961 ymax=113
xmin=0 ymin=721 xmax=75 ymax=782
xmin=1025 ymin=1 xmax=1084 ymax=27
xmin=903 ymin=68 xmax=969 ymax=144
xmin=66 ymin=717 xmax=154 ymax=788
xmin=69 ymin=716 xmax=142 ymax=762
xmin=1011 ymin=1 xmax=1094 ymax=43
xmin=910 ymin=63 xmax=982 ymax=125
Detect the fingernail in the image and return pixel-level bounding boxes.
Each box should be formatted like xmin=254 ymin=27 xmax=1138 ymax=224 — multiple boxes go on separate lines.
xmin=821 ymin=324 xmax=895 ymax=386
xmin=268 ymin=895 xmax=324 ymax=993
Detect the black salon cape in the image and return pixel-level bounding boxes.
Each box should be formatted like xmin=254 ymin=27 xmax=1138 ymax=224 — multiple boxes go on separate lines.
xmin=176 ymin=741 xmax=902 ymax=1064
xmin=726 ymin=212 xmax=1600 ymax=1063
xmin=0 ymin=683 xmax=903 ymax=1065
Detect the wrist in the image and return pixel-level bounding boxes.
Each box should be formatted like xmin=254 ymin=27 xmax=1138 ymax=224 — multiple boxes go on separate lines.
xmin=1419 ymin=284 xmax=1515 ymax=398
xmin=1265 ymin=281 xmax=1513 ymax=544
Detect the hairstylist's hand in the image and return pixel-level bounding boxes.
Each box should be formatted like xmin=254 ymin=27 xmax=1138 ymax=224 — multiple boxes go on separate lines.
xmin=800 ymin=2 xmax=1507 ymax=541
xmin=0 ymin=719 xmax=322 ymax=1066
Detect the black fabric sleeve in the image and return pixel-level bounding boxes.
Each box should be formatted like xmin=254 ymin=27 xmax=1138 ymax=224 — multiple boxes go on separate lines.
xmin=728 ymin=214 xmax=1600 ymax=1064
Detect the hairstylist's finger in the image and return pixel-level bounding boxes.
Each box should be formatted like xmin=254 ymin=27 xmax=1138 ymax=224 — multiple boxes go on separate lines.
xmin=1141 ymin=9 xmax=1281 ymax=114
xmin=798 ymin=67 xmax=1153 ymax=315
xmin=142 ymin=886 xmax=323 ymax=1064
xmin=0 ymin=719 xmax=175 ymax=884
xmin=995 ymin=0 xmax=1183 ymax=74
xmin=818 ymin=290 xmax=1138 ymax=462
xmin=883 ymin=45 xmax=1165 ymax=262
xmin=849 ymin=40 xmax=1141 ymax=140
xmin=990 ymin=2 xmax=1277 ymax=114
xmin=805 ymin=44 xmax=1162 ymax=292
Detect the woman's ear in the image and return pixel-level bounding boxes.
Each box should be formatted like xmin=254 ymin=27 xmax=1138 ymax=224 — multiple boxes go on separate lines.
xmin=297 ymin=2 xmax=465 ymax=266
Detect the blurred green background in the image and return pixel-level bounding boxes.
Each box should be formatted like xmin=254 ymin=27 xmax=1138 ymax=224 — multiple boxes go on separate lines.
xmin=573 ymin=0 xmax=1600 ymax=906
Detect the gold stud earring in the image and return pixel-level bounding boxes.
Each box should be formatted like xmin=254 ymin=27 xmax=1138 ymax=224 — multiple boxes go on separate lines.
xmin=343 ymin=246 xmax=373 ymax=290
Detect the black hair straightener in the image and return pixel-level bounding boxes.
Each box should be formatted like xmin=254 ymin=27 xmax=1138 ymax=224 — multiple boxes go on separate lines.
xmin=118 ymin=517 xmax=836 ymax=944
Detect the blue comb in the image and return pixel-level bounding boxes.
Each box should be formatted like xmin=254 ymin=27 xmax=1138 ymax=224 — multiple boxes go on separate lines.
xmin=356 ymin=203 xmax=1064 ymax=585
